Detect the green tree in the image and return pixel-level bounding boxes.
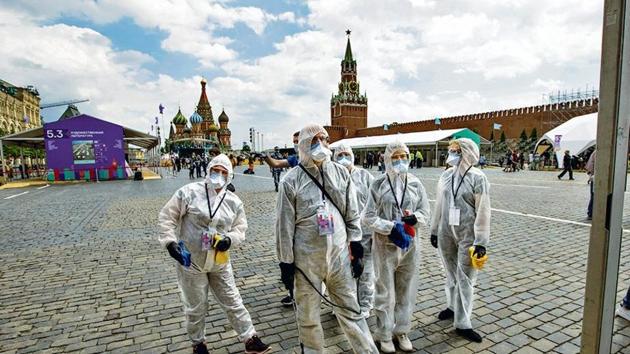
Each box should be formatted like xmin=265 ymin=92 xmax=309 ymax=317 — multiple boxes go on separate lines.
xmin=529 ymin=128 xmax=538 ymax=142
xmin=242 ymin=144 xmax=251 ymax=152
xmin=500 ymin=131 xmax=506 ymax=143
xmin=519 ymin=129 xmax=528 ymax=143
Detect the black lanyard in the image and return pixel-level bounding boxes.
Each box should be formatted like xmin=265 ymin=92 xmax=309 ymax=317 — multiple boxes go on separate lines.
xmin=451 ymin=166 xmax=473 ymax=200
xmin=386 ymin=174 xmax=407 ymax=212
xmin=205 ymin=184 xmax=227 ymax=221
xmin=319 ymin=168 xmax=326 ymax=201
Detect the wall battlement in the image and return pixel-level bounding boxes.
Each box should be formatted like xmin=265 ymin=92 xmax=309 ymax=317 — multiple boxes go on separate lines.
xmin=353 ymin=98 xmax=598 ymax=140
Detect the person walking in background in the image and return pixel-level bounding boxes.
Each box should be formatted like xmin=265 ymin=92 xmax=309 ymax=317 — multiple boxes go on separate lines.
xmin=415 ymin=150 xmax=423 ymax=169
xmin=188 ymin=160 xmax=195 ymax=179
xmin=585 ymin=151 xmax=596 ymax=220
xmin=557 ymin=150 xmax=575 ymax=180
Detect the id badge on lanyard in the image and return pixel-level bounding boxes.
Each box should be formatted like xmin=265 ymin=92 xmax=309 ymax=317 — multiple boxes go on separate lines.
xmin=317 ymin=200 xmax=335 ymax=236
xmin=448 ymin=205 xmax=460 ymax=226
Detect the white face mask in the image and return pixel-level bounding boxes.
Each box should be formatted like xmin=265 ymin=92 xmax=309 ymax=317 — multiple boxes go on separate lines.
xmin=209 ymin=172 xmax=226 ymax=189
xmin=447 ymin=152 xmax=461 ymax=166
xmin=293 ymin=144 xmax=299 ymax=152
xmin=311 ymin=143 xmax=332 ymax=162
xmin=392 ymin=159 xmax=409 ymax=173
xmin=337 ymin=156 xmax=352 ymax=167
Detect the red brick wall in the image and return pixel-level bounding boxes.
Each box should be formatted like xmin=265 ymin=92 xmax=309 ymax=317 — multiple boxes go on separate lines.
xmin=353 ymin=99 xmax=598 ymax=141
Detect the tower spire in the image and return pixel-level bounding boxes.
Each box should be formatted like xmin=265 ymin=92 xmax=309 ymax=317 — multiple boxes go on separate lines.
xmin=343 ymin=29 xmax=353 ymax=62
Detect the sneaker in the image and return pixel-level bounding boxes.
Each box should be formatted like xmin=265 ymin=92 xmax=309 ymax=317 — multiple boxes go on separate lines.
xmin=438 ymin=308 xmax=454 ymax=320
xmin=456 ymin=328 xmax=482 ymax=343
xmin=245 ymin=335 xmax=270 ymax=354
xmin=379 ymin=340 xmax=396 ymax=353
xmin=395 ymin=334 xmax=414 ymax=352
xmin=280 ymin=294 xmax=294 ymax=307
xmin=616 ymin=303 xmax=630 ymax=321
xmin=192 ymin=342 xmax=209 ymax=354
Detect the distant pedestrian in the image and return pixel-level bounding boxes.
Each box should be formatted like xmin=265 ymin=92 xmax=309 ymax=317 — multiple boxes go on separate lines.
xmin=188 ymin=161 xmax=195 ymax=179
xmin=196 ymin=159 xmax=202 ymax=178
xmin=557 ymin=150 xmax=574 ymax=180
xmin=415 ymin=150 xmax=424 ymax=168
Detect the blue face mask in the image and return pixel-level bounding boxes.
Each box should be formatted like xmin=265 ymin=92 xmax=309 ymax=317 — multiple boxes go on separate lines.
xmin=209 ymin=172 xmax=226 ymax=188
xmin=311 ymin=142 xmax=331 ymax=161
xmin=337 ymin=156 xmax=352 ymax=167
xmin=447 ymin=152 xmax=461 ymax=166
xmin=392 ymin=159 xmax=409 ymax=173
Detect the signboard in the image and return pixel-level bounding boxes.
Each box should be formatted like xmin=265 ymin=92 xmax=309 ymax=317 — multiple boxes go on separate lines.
xmin=44 ymin=115 xmax=126 ymax=180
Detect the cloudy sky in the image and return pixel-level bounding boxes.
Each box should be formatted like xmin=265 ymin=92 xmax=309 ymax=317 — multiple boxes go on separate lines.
xmin=0 ymin=0 xmax=603 ymax=149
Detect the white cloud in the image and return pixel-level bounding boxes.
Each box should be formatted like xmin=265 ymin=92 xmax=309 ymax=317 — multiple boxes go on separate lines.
xmin=0 ymin=0 xmax=604 ymax=148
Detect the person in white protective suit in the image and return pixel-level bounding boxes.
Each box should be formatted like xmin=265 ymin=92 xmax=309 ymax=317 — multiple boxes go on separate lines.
xmin=362 ymin=141 xmax=431 ymax=353
xmin=430 ymin=138 xmax=491 ymax=343
xmin=333 ymin=143 xmax=376 ymax=318
xmin=158 ymin=154 xmax=270 ymax=354
xmin=276 ymin=124 xmax=379 ymax=354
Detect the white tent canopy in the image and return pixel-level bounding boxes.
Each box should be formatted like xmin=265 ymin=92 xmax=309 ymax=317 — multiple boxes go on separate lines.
xmin=330 ymin=128 xmax=488 ymax=149
xmin=535 ymin=113 xmax=597 ymax=168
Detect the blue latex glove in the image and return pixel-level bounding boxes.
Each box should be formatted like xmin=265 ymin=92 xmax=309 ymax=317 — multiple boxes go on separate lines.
xmin=178 ymin=240 xmax=191 ymax=267
xmin=388 ymin=221 xmax=412 ymax=250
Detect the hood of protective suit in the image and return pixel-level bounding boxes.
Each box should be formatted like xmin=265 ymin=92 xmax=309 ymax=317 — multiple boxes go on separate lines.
xmin=205 ymin=154 xmax=234 ymax=186
xmin=454 ymin=138 xmax=479 ymax=175
xmin=384 ymin=141 xmax=410 ymax=175
xmin=333 ymin=143 xmax=354 ymax=167
xmin=297 ymin=123 xmax=330 ymax=167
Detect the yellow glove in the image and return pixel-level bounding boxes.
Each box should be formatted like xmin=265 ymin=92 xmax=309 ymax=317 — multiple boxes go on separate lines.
xmin=213 ymin=234 xmax=230 ymax=265
xmin=468 ymin=246 xmax=488 ymax=270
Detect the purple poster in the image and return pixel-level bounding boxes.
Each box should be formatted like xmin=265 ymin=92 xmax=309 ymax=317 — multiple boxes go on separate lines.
xmin=44 ymin=114 xmax=126 ymax=181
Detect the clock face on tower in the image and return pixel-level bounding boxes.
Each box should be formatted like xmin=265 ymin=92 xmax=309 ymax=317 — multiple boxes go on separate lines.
xmin=349 ymin=81 xmax=358 ymax=93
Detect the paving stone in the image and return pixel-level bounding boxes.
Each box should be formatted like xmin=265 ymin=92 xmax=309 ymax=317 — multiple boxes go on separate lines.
xmin=1 ymin=168 xmax=630 ymax=353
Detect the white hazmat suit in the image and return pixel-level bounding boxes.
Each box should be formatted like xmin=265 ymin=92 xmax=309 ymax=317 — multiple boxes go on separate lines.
xmin=276 ymin=124 xmax=378 ymax=354
xmin=333 ymin=143 xmax=376 ymax=317
xmin=430 ymin=138 xmax=491 ymax=330
xmin=362 ymin=141 xmax=431 ymax=345
xmin=158 ymin=154 xmax=256 ymax=345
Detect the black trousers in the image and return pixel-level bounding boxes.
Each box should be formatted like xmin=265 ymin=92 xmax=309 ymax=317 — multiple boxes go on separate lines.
xmin=558 ymin=167 xmax=573 ymax=179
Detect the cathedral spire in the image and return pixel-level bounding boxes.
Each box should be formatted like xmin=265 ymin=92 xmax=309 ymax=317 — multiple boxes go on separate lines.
xmin=196 ymin=78 xmax=213 ymax=123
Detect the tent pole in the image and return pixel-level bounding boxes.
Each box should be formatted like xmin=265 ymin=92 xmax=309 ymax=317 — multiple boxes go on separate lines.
xmin=0 ymin=140 xmax=5 ymax=183
xmin=434 ymin=141 xmax=438 ymax=167
xmin=20 ymin=147 xmax=25 ymax=180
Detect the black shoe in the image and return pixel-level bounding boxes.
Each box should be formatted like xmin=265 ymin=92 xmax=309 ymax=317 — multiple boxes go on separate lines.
xmin=456 ymin=328 xmax=482 ymax=343
xmin=193 ymin=342 xmax=209 ymax=354
xmin=245 ymin=335 xmax=270 ymax=354
xmin=438 ymin=308 xmax=454 ymax=320
xmin=280 ymin=294 xmax=294 ymax=307
xmin=569 ymin=178 xmax=575 ymax=180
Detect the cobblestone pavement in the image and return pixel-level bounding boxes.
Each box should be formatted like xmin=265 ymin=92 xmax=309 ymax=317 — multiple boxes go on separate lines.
xmin=1 ymin=165 xmax=630 ymax=354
